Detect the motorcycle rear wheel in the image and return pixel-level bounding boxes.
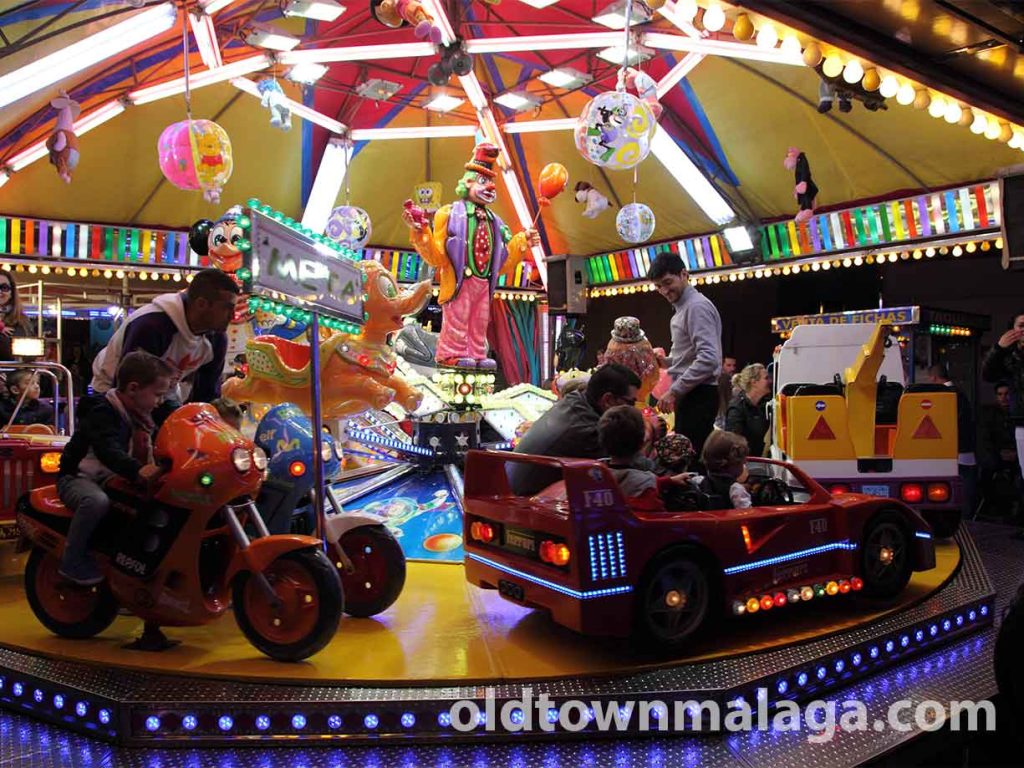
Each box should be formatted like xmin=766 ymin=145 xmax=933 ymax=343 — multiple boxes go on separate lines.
xmin=335 ymin=525 xmax=406 ymax=618
xmin=233 ymin=548 xmax=343 ymax=662
xmin=24 ymin=548 xmax=119 ymax=639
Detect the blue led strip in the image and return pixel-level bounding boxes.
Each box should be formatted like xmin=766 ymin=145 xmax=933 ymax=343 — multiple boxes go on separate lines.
xmin=588 ymin=535 xmax=599 ymax=582
xmin=723 ymin=541 xmax=858 ymax=576
xmin=346 ymin=428 xmax=433 ymax=457
xmin=466 ymin=553 xmax=632 ymax=600
xmin=915 ymin=531 xmax=932 ymax=539
xmin=615 ymin=531 xmax=626 ymax=578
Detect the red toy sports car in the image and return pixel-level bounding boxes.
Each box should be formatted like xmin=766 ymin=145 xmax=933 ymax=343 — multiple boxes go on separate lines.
xmin=463 ymin=452 xmax=936 ymax=650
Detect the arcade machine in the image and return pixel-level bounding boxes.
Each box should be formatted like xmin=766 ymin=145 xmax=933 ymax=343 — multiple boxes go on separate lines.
xmin=333 ymin=362 xmax=556 ymax=562
xmin=905 ymin=306 xmax=991 ymax=406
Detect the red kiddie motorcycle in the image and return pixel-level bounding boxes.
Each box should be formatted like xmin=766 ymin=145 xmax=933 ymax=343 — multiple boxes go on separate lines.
xmin=16 ymin=403 xmax=343 ymax=662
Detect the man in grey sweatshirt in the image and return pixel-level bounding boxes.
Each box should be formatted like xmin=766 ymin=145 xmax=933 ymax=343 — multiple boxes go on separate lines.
xmin=648 ymin=253 xmax=723 ymax=462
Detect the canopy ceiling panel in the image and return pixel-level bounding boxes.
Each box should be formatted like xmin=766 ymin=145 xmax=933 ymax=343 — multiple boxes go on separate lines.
xmin=0 ymin=0 xmax=1021 ymax=254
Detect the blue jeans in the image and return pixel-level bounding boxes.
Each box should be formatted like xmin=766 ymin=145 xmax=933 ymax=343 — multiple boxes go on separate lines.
xmin=57 ymin=475 xmax=110 ymax=570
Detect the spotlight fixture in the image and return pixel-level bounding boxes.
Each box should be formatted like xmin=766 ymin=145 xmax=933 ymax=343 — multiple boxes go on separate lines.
xmin=287 ymin=62 xmax=329 ymax=84
xmin=494 ymin=91 xmax=541 ymax=112
xmin=281 ymin=0 xmax=346 ymax=21
xmin=424 ymin=93 xmax=465 ymax=112
xmin=593 ymin=0 xmax=652 ymax=29
xmin=355 ymin=78 xmax=401 ymax=101
xmin=596 ymin=43 xmax=654 ymax=66
xmin=538 ymin=67 xmax=592 ymax=89
xmin=245 ymin=23 xmax=301 ymax=51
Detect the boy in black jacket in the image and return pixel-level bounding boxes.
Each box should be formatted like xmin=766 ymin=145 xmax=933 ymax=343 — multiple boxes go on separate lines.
xmin=58 ymin=351 xmax=172 ymax=585
xmin=0 ymin=370 xmax=54 ymax=428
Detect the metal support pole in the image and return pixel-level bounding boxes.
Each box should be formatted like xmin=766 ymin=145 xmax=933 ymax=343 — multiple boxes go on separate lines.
xmin=309 ymin=311 xmax=327 ymax=551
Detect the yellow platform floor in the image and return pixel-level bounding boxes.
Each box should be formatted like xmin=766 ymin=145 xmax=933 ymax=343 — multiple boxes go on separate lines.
xmin=0 ymin=541 xmax=959 ymax=685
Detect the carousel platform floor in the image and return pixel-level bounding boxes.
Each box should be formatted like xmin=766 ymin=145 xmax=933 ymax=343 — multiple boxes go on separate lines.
xmin=0 ymin=541 xmax=960 ymax=685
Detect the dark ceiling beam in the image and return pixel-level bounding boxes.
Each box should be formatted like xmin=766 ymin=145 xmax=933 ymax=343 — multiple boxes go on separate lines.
xmin=733 ymin=0 xmax=1024 ymax=125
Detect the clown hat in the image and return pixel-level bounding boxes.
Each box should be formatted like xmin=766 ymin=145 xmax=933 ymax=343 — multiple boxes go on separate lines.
xmin=465 ymin=143 xmax=499 ymax=178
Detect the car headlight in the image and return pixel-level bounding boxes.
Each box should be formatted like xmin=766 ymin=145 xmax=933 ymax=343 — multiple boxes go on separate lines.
xmin=231 ymin=447 xmax=253 ymax=473
xmin=321 ymin=441 xmax=332 ymax=462
xmin=253 ymin=446 xmax=268 ymax=472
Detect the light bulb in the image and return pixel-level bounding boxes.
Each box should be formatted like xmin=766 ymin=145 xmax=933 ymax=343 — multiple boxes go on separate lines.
xmin=984 ymin=119 xmax=1001 ymax=140
xmin=927 ymin=95 xmax=946 ymax=118
xmin=970 ymin=112 xmax=988 ymax=134
xmin=702 ymin=3 xmax=726 ymax=32
xmin=676 ymin=0 xmax=698 ymax=21
xmin=896 ymin=83 xmax=915 ymax=105
xmin=822 ymin=55 xmax=843 ymax=78
xmin=842 ymin=60 xmax=864 ymax=83
xmin=879 ymin=75 xmax=899 ymax=98
xmin=943 ymin=102 xmax=962 ymax=124
xmin=780 ymin=35 xmax=801 ymax=56
xmin=755 ymin=24 xmax=778 ymax=49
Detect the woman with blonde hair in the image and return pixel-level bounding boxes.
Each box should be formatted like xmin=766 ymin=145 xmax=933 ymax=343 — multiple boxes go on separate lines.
xmin=0 ymin=268 xmax=30 ymax=360
xmin=725 ymin=362 xmax=771 ymax=457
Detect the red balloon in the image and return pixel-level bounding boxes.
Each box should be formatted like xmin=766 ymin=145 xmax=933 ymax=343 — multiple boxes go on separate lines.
xmin=538 ymin=162 xmax=568 ymax=204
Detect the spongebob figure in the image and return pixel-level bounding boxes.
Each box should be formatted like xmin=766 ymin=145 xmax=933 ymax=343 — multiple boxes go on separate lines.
xmin=412 ymin=181 xmax=443 ymax=215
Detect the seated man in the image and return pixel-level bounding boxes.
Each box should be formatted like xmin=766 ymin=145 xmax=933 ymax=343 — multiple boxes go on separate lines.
xmin=0 ymin=370 xmax=53 ymax=427
xmin=509 ymin=363 xmax=640 ymax=496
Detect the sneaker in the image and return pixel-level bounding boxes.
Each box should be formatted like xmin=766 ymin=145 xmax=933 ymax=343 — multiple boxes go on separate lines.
xmin=58 ymin=558 xmax=104 ymax=587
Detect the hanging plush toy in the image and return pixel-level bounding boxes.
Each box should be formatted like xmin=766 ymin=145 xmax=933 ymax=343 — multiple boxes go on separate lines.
xmin=370 ymin=0 xmax=443 ymax=43
xmin=574 ymin=181 xmax=610 ymax=219
xmin=783 ymin=146 xmax=818 ymax=223
xmin=46 ymin=92 xmax=81 ymax=184
xmin=623 ymin=67 xmax=663 ymax=121
xmin=256 ymin=78 xmax=291 ymax=131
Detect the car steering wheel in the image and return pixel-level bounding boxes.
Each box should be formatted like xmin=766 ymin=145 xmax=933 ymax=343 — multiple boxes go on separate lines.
xmin=754 ymin=478 xmax=794 ymax=506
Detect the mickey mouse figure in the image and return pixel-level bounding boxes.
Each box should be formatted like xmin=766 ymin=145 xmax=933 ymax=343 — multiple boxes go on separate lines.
xmin=783 ymin=147 xmax=818 ymax=223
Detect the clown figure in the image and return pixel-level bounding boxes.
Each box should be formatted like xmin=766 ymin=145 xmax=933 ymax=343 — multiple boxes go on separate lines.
xmin=403 ymin=143 xmax=540 ymax=369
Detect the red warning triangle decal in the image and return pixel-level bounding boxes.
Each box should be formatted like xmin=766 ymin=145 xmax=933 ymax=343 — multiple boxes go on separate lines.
xmin=913 ymin=415 xmax=942 ymax=439
xmin=808 ymin=416 xmax=836 ymax=440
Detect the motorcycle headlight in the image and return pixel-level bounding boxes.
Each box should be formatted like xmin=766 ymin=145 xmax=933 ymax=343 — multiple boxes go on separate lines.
xmin=253 ymin=446 xmax=268 ymax=472
xmin=231 ymin=447 xmax=253 ymax=473
xmin=334 ymin=439 xmax=344 ymax=460
xmin=321 ymin=441 xmax=333 ymax=462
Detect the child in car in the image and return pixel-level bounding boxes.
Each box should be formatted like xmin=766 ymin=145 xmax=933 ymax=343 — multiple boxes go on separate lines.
xmin=0 ymin=370 xmax=54 ymax=427
xmin=57 ymin=351 xmax=173 ymax=585
xmin=598 ymin=405 xmax=692 ymax=511
xmin=693 ymin=429 xmax=753 ymax=509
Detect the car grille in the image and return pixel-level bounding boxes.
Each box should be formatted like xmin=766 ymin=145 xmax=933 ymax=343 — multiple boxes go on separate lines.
xmin=1 ymin=458 xmax=35 ymax=516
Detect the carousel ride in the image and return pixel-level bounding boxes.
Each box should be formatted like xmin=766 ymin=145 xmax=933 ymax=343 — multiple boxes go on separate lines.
xmin=0 ymin=0 xmax=1018 ymax=757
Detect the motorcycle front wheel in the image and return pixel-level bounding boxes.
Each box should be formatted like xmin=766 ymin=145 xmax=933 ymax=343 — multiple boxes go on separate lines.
xmin=233 ymin=548 xmax=343 ymax=662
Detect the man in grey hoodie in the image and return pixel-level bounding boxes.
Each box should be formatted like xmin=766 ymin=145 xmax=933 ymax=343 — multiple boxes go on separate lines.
xmin=91 ymin=268 xmax=240 ymax=406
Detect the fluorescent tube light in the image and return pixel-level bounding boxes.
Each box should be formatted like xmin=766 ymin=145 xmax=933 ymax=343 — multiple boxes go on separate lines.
xmin=282 ymin=0 xmax=346 ymax=21
xmin=200 ymin=0 xmax=240 ymax=12
xmin=425 ymin=93 xmax=465 ymax=112
xmin=458 ymin=73 xmax=489 ymax=110
xmin=467 ymin=32 xmax=621 ymax=54
xmin=128 ymin=55 xmax=271 ymax=105
xmin=0 ymin=3 xmax=177 ymax=110
xmin=301 ymin=138 xmax=349 ymax=232
xmin=538 ymin=67 xmax=592 ymax=89
xmin=231 ymin=78 xmax=346 ymax=132
xmin=502 ymin=117 xmax=576 ymax=133
xmin=350 ymin=125 xmax=479 ymax=140
xmin=656 ymin=52 xmax=703 ymax=99
xmin=650 ymin=126 xmax=735 ymax=226
xmin=245 ymin=23 xmax=301 ymax=51
xmin=281 ymin=42 xmax=435 ymax=63
xmin=643 ymin=32 xmax=804 ymax=65
xmin=287 ymin=62 xmax=329 ymax=84
xmin=189 ymin=11 xmax=223 ymax=69
xmin=420 ymin=0 xmax=456 ymax=44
